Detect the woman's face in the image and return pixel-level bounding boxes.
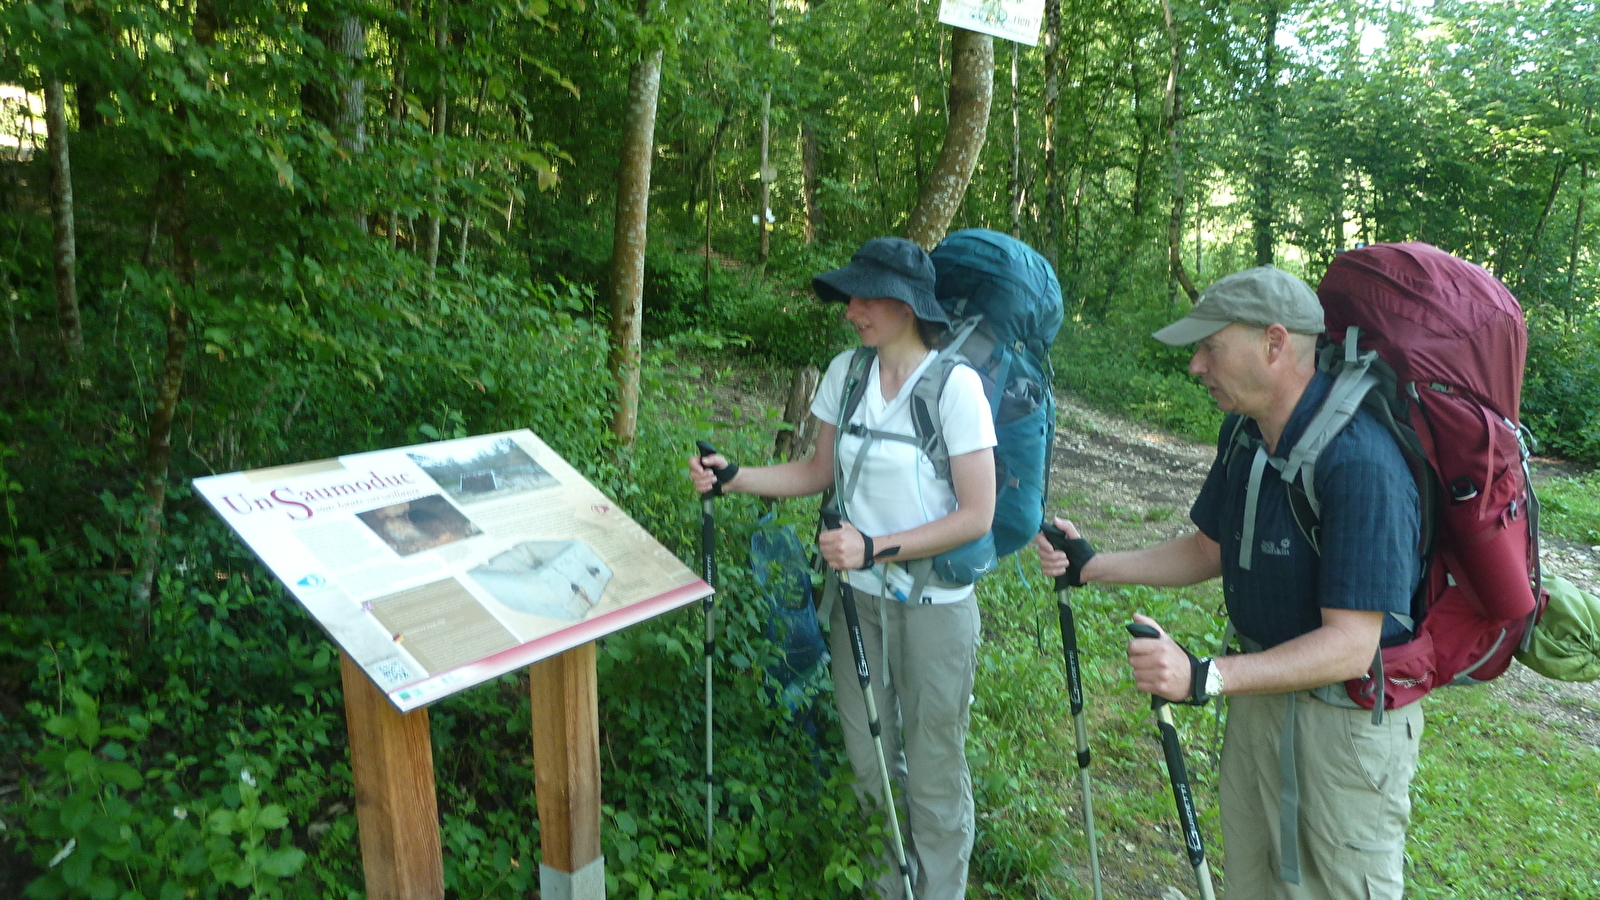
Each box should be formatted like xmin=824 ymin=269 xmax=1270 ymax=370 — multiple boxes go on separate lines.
xmin=844 ymin=295 xmax=918 ymax=347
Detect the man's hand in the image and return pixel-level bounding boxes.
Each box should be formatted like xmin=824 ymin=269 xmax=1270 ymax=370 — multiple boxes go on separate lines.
xmin=688 ymin=452 xmax=738 ymax=495
xmin=1034 ymin=517 xmax=1096 ymax=585
xmin=1126 ymin=613 xmax=1198 ymax=703
xmin=819 ymin=520 xmax=869 ymax=571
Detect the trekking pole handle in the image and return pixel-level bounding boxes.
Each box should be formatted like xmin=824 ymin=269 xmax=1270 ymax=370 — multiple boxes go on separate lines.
xmin=821 ymin=507 xmax=842 ymax=532
xmin=1126 ymin=622 xmax=1170 ymax=711
xmin=1040 ymin=521 xmax=1075 ymax=592
xmin=696 ymin=441 xmax=737 ymax=497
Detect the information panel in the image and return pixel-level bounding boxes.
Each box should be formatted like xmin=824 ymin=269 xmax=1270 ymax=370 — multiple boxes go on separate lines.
xmin=195 ymin=430 xmax=711 ymax=711
xmin=938 ymin=0 xmax=1046 ymax=46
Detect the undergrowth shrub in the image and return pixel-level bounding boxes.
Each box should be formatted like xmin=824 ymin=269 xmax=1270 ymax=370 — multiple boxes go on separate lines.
xmin=1053 ymin=305 xmax=1222 ymax=442
xmin=1537 ymin=474 xmax=1600 ymax=545
xmin=0 ymin=263 xmax=874 ymax=899
xmin=1524 ymin=310 xmax=1600 ymax=465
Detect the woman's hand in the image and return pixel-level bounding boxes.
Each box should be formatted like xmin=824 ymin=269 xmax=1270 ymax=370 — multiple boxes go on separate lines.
xmin=687 ymin=453 xmax=736 ymax=495
xmin=819 ymin=520 xmax=869 ymax=571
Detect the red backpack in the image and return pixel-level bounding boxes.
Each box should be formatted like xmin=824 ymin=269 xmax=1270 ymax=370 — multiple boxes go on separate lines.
xmin=1304 ymin=242 xmax=1547 ymax=714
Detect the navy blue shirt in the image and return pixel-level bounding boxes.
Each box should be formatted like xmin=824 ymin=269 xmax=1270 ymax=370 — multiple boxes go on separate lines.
xmin=1191 ymin=371 xmax=1422 ymax=649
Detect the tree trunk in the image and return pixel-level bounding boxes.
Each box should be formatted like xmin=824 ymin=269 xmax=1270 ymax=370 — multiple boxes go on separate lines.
xmin=44 ymin=79 xmax=82 ymax=358
xmin=1162 ymin=0 xmax=1198 ymax=302
xmin=335 ymin=11 xmax=368 ymax=232
xmin=1525 ymin=160 xmax=1567 ymax=274
xmin=1009 ymin=43 xmax=1022 ymax=238
xmin=801 ymin=119 xmax=823 ymax=243
xmin=424 ymin=0 xmax=449 ymax=285
xmin=132 ymin=166 xmax=195 ymax=614
xmin=773 ymin=366 xmax=820 ymax=462
xmin=1042 ymin=0 xmax=1061 ymax=260
xmin=704 ymin=104 xmax=728 ymax=308
xmin=607 ymin=45 xmax=665 ymax=447
xmin=757 ymin=0 xmax=775 ymax=263
xmin=389 ymin=0 xmax=414 ymax=249
xmin=1252 ymin=0 xmax=1280 ymax=267
xmin=905 ymin=28 xmax=994 ymax=250
xmin=1568 ymin=162 xmax=1589 ymax=300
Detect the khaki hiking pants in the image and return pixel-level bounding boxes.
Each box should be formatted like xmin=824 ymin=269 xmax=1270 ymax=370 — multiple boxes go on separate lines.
xmin=1220 ymin=691 xmax=1424 ymax=900
xmin=826 ymin=585 xmax=980 ymax=900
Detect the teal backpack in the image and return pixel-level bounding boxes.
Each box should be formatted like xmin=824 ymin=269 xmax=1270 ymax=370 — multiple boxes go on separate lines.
xmin=833 ymin=229 xmax=1063 ymax=601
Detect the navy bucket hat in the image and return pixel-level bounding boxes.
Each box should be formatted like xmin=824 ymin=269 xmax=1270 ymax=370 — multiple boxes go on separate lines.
xmin=812 ymin=237 xmax=950 ymax=325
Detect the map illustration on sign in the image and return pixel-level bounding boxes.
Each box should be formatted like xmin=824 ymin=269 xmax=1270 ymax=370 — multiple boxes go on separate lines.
xmin=194 ymin=430 xmax=712 ymax=711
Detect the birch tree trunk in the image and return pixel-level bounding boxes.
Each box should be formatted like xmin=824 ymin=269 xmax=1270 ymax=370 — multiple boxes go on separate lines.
xmin=905 ymin=28 xmax=993 ymax=250
xmin=44 ymin=78 xmax=82 ymax=358
xmin=607 ymin=45 xmax=664 ymax=447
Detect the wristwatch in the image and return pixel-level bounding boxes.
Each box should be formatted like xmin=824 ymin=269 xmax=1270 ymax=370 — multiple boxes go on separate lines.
xmin=1202 ymin=658 xmax=1225 ymax=699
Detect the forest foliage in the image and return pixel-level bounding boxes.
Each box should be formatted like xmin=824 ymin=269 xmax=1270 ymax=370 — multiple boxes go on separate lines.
xmin=2 ymin=0 xmax=1598 ymax=896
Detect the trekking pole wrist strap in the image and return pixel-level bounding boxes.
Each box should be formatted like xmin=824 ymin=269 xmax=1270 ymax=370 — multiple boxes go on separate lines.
xmin=856 ymin=534 xmax=901 ymax=570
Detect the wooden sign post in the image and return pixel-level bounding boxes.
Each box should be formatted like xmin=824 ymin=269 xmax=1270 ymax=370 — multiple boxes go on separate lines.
xmin=530 ymin=642 xmax=605 ymax=899
xmin=340 ymin=653 xmax=445 ymax=900
xmin=342 ymin=644 xmax=608 ymax=900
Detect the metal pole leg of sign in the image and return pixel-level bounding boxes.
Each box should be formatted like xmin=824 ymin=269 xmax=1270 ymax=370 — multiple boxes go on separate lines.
xmin=821 ymin=507 xmax=915 ymax=900
xmin=1126 ymin=623 xmax=1218 ymax=900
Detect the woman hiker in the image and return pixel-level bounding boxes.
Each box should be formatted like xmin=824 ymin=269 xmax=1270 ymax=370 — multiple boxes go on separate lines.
xmin=689 ymin=237 xmax=996 ymax=900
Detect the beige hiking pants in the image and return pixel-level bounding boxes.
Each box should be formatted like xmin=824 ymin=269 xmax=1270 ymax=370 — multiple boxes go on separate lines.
xmin=827 ymin=585 xmax=980 ymax=900
xmin=1220 ymin=691 xmax=1424 ymax=900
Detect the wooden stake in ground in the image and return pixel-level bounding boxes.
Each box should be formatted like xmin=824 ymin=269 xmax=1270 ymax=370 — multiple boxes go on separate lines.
xmin=340 ymin=654 xmax=445 ymax=900
xmin=531 ymin=643 xmax=605 ymax=899
xmin=905 ymin=28 xmax=994 ymax=250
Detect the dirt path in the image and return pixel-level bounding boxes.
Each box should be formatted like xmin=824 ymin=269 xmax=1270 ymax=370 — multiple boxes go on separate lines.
xmin=710 ymin=366 xmax=1600 ymax=748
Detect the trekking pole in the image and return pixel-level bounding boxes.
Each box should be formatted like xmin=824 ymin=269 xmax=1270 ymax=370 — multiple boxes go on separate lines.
xmin=821 ymin=507 xmax=915 ymax=900
xmin=696 ymin=441 xmax=733 ymax=897
xmin=1126 ymin=622 xmax=1217 ymax=900
xmin=1040 ymin=523 xmax=1104 ymax=900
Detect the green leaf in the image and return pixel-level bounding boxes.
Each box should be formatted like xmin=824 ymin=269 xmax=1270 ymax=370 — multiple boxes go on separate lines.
xmin=99 ymin=762 xmax=143 ymax=791
xmin=257 ymin=804 xmax=289 ymax=830
xmin=260 ymin=846 xmax=306 ymax=877
xmin=43 ymin=716 xmax=78 ymax=741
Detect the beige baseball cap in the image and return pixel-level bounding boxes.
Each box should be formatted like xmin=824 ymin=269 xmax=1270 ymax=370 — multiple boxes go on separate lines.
xmin=1152 ymin=266 xmax=1325 ymax=346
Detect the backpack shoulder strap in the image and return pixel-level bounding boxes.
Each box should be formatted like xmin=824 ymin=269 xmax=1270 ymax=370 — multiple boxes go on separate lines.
xmin=833 ymin=348 xmax=880 ymax=520
xmin=907 ymin=317 xmax=985 ymax=487
xmin=1282 ymin=327 xmax=1382 ymax=520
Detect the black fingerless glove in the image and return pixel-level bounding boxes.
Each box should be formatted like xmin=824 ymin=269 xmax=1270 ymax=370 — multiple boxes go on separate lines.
xmin=1040 ymin=522 xmax=1097 ymax=588
xmin=696 ymin=440 xmax=738 ymax=497
xmin=1172 ymin=637 xmax=1212 ymax=707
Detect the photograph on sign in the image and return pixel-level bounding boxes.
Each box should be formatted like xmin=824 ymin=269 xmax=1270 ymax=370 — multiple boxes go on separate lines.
xmin=937 ymin=0 xmax=1046 ymax=46
xmin=194 ymin=429 xmax=711 ymax=711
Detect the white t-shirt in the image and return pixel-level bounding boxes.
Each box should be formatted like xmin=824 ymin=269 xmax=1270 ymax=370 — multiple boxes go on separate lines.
xmin=812 ymin=348 xmax=998 ymax=603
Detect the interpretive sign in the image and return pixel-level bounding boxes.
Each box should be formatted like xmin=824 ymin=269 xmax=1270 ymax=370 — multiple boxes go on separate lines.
xmin=195 ymin=429 xmax=711 ymax=711
xmin=937 ymin=0 xmax=1046 ymax=46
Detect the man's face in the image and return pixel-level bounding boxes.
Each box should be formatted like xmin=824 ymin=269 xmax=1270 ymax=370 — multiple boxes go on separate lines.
xmin=1188 ymin=323 xmax=1268 ymax=415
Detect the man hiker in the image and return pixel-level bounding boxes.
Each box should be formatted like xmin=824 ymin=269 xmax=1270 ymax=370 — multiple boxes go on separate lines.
xmin=1035 ymin=266 xmax=1425 ymax=900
